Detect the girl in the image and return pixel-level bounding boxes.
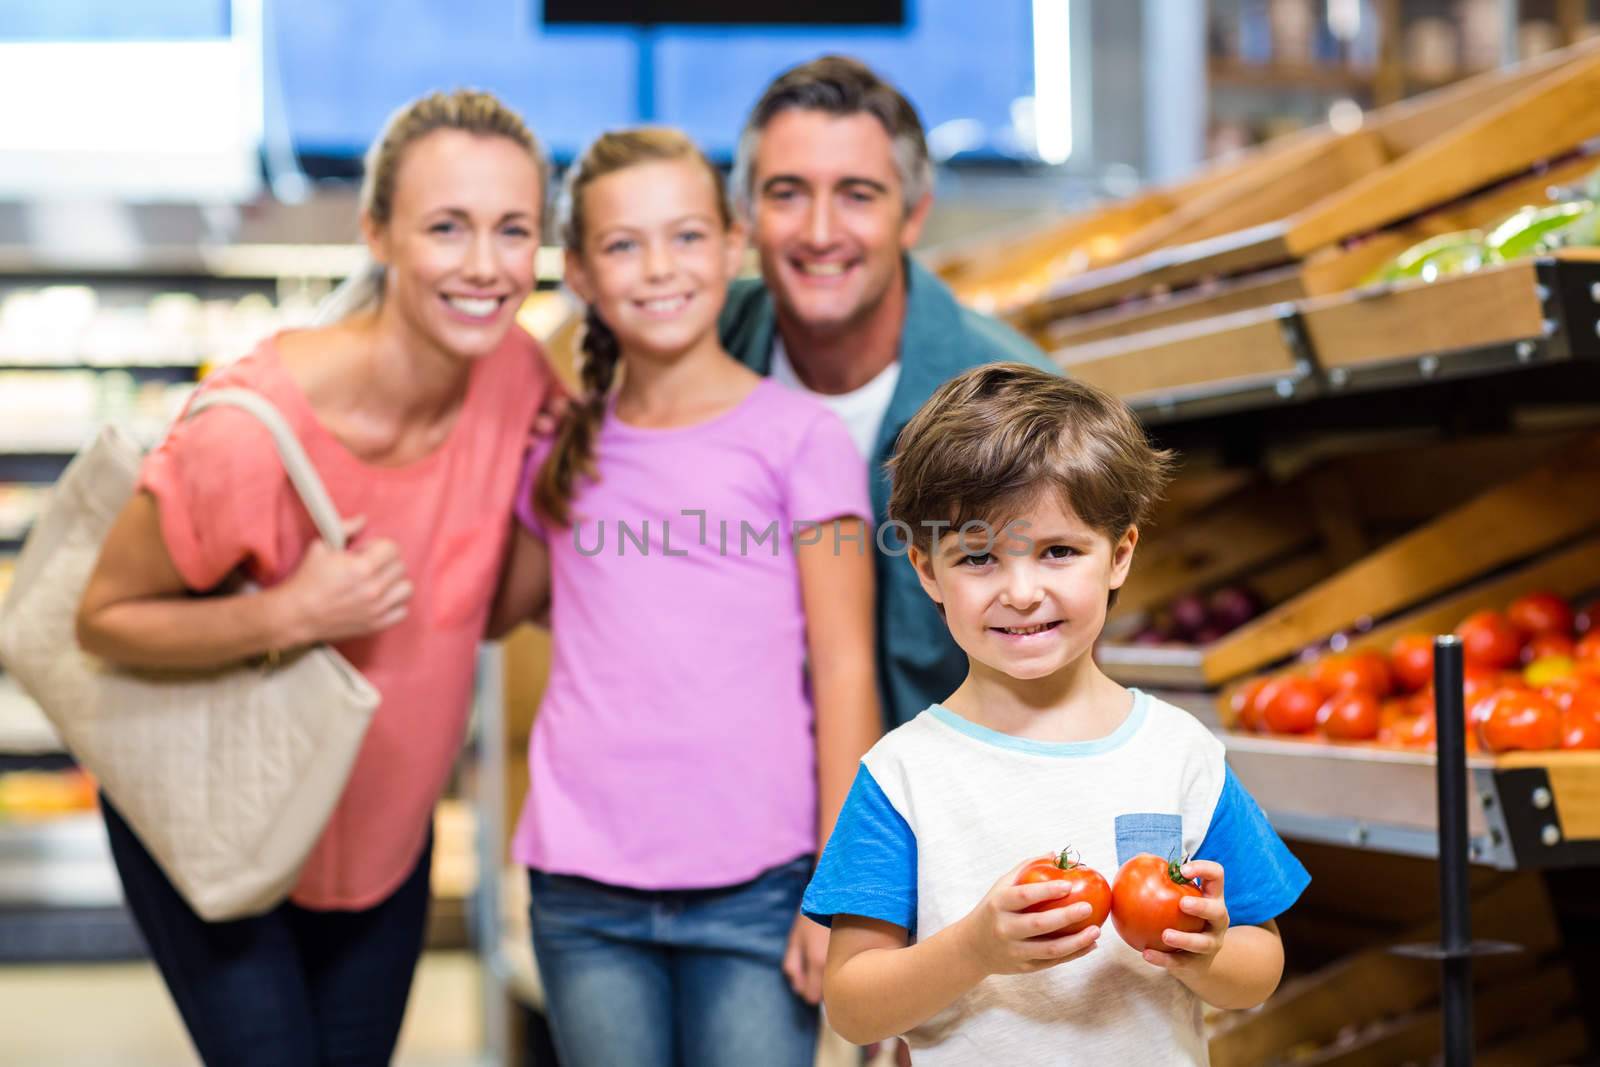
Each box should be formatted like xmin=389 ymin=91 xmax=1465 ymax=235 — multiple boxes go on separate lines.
xmin=490 ymin=128 xmax=881 ymax=1067
xmin=76 ymin=90 xmax=557 ymax=1066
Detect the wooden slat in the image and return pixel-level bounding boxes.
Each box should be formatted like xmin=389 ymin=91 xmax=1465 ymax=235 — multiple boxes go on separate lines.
xmin=1036 ymin=266 xmax=1308 ymax=347
xmin=1115 ymin=132 xmax=1391 ymax=260
xmin=1286 ymin=50 xmax=1600 ymax=255
xmin=1113 ymin=483 xmax=1316 ymax=617
xmin=1209 ymin=874 xmax=1558 ymax=1067
xmin=1050 ymin=305 xmax=1296 ymax=400
xmin=1337 ymin=534 xmax=1600 ymax=662
xmin=1301 ymin=259 xmax=1546 ymax=369
xmin=1498 ymin=751 xmax=1600 ymax=839
xmin=1299 ymin=967 xmax=1574 ymax=1067
xmin=1477 ymin=1015 xmax=1591 ymax=1067
xmin=1202 ymin=434 xmax=1600 ymax=684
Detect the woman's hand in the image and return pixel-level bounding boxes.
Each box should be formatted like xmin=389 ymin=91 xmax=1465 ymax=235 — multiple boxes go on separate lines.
xmin=272 ymin=517 xmax=413 ymax=647
xmin=783 ymin=911 xmax=830 ymax=1005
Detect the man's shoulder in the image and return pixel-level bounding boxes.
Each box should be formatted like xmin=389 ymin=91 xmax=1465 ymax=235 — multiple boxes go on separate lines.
xmin=719 ymin=276 xmax=772 ymax=362
xmin=953 ymin=302 xmax=1056 ymax=372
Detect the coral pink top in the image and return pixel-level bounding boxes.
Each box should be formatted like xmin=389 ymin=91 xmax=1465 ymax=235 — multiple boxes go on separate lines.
xmin=140 ymin=326 xmax=553 ymax=910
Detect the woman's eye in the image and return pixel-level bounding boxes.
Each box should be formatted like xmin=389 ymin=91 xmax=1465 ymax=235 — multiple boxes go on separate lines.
xmin=960 ymin=552 xmax=994 ymax=568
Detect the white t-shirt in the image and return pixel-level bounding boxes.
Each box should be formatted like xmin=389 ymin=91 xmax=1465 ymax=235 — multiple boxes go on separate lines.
xmin=769 ymin=336 xmax=900 ymax=461
xmin=803 ymin=691 xmax=1310 ymax=1066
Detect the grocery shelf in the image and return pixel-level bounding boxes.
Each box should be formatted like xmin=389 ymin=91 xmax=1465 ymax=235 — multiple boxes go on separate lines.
xmin=1160 ymin=691 xmax=1600 ymax=871
xmin=1062 ymin=254 xmax=1600 ymax=427
xmin=0 ymin=363 xmax=197 ymax=384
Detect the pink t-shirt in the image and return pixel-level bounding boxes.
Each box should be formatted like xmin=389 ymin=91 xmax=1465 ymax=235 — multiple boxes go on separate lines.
xmin=511 ymin=379 xmax=871 ymax=890
xmin=140 ymin=327 xmax=553 ymax=910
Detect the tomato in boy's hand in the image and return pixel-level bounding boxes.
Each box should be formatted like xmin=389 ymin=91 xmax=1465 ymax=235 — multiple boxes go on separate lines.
xmin=1017 ymin=849 xmax=1111 ymax=934
xmin=1110 ymin=854 xmax=1206 ymax=953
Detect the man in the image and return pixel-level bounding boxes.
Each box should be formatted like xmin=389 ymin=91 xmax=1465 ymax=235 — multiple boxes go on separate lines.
xmin=721 ymin=54 xmax=1055 ymax=731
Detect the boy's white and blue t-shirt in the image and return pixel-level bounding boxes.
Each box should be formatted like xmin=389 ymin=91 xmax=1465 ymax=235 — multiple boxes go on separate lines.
xmin=803 ymin=691 xmax=1308 ymax=1066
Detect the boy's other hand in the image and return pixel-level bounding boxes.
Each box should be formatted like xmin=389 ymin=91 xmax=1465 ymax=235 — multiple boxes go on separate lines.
xmin=1141 ymin=859 xmax=1231 ymax=975
xmin=783 ymin=912 xmax=829 ymax=1004
xmin=958 ymin=856 xmax=1101 ymax=977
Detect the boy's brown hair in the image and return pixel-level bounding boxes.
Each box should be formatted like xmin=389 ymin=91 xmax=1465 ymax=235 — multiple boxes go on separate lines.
xmin=887 ymin=363 xmax=1175 ymax=561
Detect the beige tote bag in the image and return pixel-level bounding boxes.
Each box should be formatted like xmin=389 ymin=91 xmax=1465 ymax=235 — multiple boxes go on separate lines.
xmin=0 ymin=389 xmax=379 ymax=921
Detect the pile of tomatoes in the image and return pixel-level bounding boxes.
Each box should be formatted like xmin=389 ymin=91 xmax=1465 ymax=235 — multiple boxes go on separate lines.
xmin=1228 ymin=590 xmax=1600 ymax=753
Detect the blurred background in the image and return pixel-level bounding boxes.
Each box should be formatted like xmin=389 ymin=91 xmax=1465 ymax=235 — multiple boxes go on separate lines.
xmin=6 ymin=2 xmax=1600 ymax=1066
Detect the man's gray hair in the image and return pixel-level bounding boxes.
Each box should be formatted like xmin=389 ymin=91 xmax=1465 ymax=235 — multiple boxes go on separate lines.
xmin=731 ymin=55 xmax=934 ymax=218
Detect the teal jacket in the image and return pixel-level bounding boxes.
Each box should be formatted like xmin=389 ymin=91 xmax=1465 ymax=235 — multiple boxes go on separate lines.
xmin=720 ymin=258 xmax=1055 ymax=728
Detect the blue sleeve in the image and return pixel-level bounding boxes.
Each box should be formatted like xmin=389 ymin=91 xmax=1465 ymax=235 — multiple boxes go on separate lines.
xmin=1193 ymin=765 xmax=1310 ymax=927
xmin=801 ymin=764 xmax=917 ymax=935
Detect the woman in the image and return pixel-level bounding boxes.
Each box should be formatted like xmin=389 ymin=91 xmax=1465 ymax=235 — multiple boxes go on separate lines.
xmin=75 ymin=89 xmax=556 ymax=1066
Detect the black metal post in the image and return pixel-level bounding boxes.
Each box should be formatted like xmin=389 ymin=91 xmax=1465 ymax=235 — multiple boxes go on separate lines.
xmin=1433 ymin=634 xmax=1473 ymax=1066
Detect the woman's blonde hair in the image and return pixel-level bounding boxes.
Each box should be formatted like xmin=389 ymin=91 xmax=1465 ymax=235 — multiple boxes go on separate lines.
xmin=316 ymin=89 xmax=547 ymax=324
xmin=533 ymin=128 xmax=731 ymax=526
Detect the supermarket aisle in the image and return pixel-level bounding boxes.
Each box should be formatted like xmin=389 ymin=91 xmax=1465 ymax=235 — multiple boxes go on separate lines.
xmin=0 ymin=951 xmax=486 ymax=1067
xmin=0 ymin=949 xmax=881 ymax=1066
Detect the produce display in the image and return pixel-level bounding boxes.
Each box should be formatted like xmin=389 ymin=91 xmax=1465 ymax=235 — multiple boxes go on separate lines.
xmin=1126 ymin=584 xmax=1264 ymax=647
xmin=0 ymin=769 xmax=97 ymax=822
xmin=1368 ymin=165 xmax=1600 ymax=285
xmin=1226 ymin=590 xmax=1600 ymax=753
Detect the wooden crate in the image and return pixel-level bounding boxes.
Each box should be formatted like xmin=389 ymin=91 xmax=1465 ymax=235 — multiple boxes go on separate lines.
xmin=1102 ymin=432 xmax=1590 ymax=687
xmin=1020 ymin=39 xmax=1600 ymax=321
xmin=1209 ymin=875 xmax=1578 ymax=1067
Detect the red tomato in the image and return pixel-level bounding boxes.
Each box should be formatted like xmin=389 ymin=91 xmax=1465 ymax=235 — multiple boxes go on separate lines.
xmin=1110 ymin=854 xmax=1205 ymax=953
xmin=1475 ymin=689 xmax=1562 ymax=753
xmin=1523 ymin=632 xmax=1576 ymax=666
xmin=1017 ymin=849 xmax=1112 ymax=933
xmin=1506 ymin=591 xmax=1575 ymax=639
xmin=1317 ymin=690 xmax=1381 ymax=741
xmin=1229 ymin=678 xmax=1272 ymax=732
xmin=1456 ymin=611 xmax=1524 ymax=671
xmin=1311 ymin=652 xmax=1394 ymax=698
xmin=1263 ymin=677 xmax=1327 ymax=734
xmin=1389 ymin=634 xmax=1435 ymax=692
xmin=1576 ymin=631 xmax=1600 ymax=664
xmin=1402 ymin=712 xmax=1437 ymax=748
xmin=1561 ymin=706 xmax=1600 ymax=750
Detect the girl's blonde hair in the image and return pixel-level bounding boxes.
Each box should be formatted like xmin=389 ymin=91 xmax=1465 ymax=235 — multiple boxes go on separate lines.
xmin=534 ymin=128 xmax=732 ymax=526
xmin=316 ymin=89 xmax=547 ymax=324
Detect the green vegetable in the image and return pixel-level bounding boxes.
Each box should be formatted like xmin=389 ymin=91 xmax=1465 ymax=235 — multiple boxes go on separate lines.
xmin=1366 ymin=230 xmax=1488 ymax=285
xmin=1486 ymin=202 xmax=1594 ymax=261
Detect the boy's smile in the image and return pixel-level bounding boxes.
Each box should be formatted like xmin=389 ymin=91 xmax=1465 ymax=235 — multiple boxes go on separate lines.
xmin=911 ymin=494 xmax=1137 ymax=683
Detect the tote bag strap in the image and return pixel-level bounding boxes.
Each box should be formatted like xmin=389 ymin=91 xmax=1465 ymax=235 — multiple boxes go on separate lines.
xmin=184 ymin=388 xmax=347 ymax=550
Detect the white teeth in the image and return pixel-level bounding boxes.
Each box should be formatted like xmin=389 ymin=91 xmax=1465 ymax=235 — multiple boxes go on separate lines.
xmin=447 ymin=296 xmax=499 ymax=318
xmin=800 ymin=262 xmax=847 ymax=276
xmin=1000 ymin=623 xmax=1056 ymax=636
xmin=641 ymin=296 xmax=689 ymax=313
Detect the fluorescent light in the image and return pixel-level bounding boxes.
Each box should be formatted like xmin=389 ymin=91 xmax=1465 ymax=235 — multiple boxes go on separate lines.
xmin=1032 ymin=0 xmax=1073 ymax=164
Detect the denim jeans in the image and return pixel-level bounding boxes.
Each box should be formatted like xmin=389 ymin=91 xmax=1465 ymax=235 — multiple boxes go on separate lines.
xmin=102 ymin=796 xmax=432 ymax=1067
xmin=527 ymin=856 xmax=818 ymax=1067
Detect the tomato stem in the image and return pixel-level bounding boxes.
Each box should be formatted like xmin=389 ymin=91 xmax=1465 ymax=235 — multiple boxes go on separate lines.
xmin=1055 ymin=846 xmax=1082 ymax=870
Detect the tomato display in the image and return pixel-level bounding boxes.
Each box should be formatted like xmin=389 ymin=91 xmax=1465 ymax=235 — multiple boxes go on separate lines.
xmin=1389 ymin=634 xmax=1435 ymax=692
xmin=1317 ymin=690 xmax=1381 ymax=741
xmin=1577 ymin=631 xmax=1600 ymax=664
xmin=1263 ymin=677 xmax=1327 ymax=734
xmin=1523 ymin=632 xmax=1576 ymax=666
xmin=1475 ymin=689 xmax=1562 ymax=753
xmin=1506 ymin=591 xmax=1575 ymax=639
xmin=1310 ymin=652 xmax=1394 ymax=698
xmin=1017 ymin=849 xmax=1112 ymax=934
xmin=1230 ymin=677 xmax=1273 ymax=732
xmin=1110 ymin=854 xmax=1205 ymax=953
xmin=1561 ymin=707 xmax=1600 ymax=750
xmin=1457 ymin=611 xmax=1524 ymax=671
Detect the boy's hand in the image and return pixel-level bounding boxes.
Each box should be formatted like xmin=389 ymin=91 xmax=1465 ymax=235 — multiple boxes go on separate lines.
xmin=1141 ymin=859 xmax=1230 ymax=979
xmin=958 ymin=857 xmax=1101 ymax=976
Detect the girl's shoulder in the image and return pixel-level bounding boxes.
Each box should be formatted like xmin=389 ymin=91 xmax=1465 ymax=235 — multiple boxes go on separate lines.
xmin=736 ymin=378 xmax=854 ymax=451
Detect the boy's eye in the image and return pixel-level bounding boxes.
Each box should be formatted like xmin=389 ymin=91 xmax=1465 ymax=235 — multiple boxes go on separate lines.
xmin=1044 ymin=545 xmax=1079 ymax=560
xmin=960 ymin=552 xmax=994 ymax=568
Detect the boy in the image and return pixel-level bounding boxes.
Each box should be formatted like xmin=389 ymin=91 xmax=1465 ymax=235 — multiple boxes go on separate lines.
xmin=801 ymin=364 xmax=1309 ymax=1063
